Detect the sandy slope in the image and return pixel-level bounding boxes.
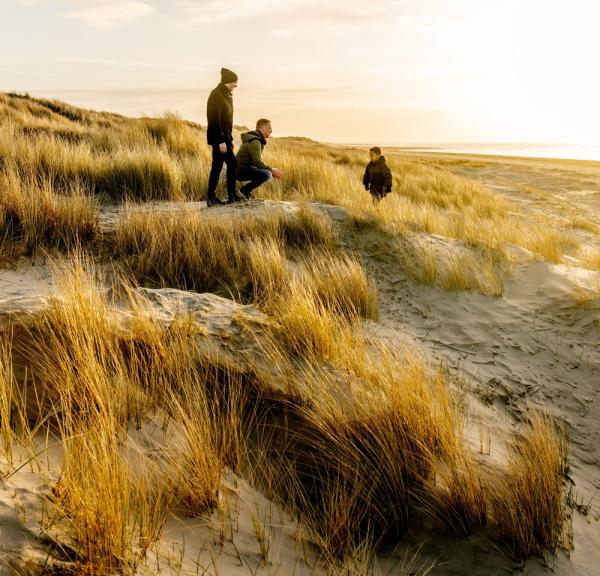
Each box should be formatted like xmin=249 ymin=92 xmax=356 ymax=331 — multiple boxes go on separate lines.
xmin=338 ymin=214 xmax=600 ymax=575
xmin=2 ymin=155 xmax=600 ymax=574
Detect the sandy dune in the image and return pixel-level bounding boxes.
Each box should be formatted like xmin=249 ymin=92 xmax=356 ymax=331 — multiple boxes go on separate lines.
xmin=1 ymin=154 xmax=600 ymax=575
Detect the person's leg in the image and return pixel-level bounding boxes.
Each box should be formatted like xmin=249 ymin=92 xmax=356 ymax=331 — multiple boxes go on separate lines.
xmin=207 ymin=145 xmax=224 ymax=201
xmin=239 ymin=168 xmax=272 ymax=198
xmin=223 ymin=146 xmax=239 ymax=201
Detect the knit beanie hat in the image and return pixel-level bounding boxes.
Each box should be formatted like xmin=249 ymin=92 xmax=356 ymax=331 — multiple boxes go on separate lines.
xmin=221 ymin=68 xmax=238 ymax=83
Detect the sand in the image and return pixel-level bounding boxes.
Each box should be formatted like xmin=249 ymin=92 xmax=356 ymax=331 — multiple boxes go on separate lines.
xmin=1 ymin=153 xmax=600 ymax=575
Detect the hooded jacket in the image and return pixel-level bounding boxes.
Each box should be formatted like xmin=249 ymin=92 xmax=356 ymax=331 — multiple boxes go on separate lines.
xmin=363 ymin=156 xmax=393 ymax=192
xmin=236 ymin=130 xmax=271 ymax=173
xmin=206 ymin=83 xmax=234 ymax=146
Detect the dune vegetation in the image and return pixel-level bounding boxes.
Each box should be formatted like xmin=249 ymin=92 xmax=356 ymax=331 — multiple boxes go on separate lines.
xmin=0 ymin=93 xmax=573 ymax=574
xmin=0 ymin=92 xmax=592 ymax=295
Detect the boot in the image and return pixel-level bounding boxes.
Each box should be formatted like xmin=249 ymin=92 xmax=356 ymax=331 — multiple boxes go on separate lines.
xmin=206 ymin=196 xmax=225 ymax=207
xmin=227 ymin=192 xmax=245 ymax=204
xmin=239 ymin=185 xmax=254 ymax=200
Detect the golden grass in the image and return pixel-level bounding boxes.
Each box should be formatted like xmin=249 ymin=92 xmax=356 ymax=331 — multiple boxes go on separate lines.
xmin=490 ymin=415 xmax=568 ymax=560
xmin=579 ymin=246 xmax=600 ymax=271
xmin=0 ymin=169 xmax=98 ymax=260
xmin=13 ymin=260 xmax=240 ymax=570
xmin=268 ymin=280 xmax=345 ymax=361
xmin=0 ymin=339 xmax=21 ymax=470
xmin=297 ymin=252 xmax=379 ymax=320
xmin=112 ymin=209 xmax=244 ymax=294
xmin=245 ymin=236 xmax=288 ymax=303
xmin=570 ymin=216 xmax=599 ymax=235
xmin=53 ymin=419 xmax=174 ymax=575
xmin=0 ymin=255 xmax=569 ymax=569
xmin=0 ymin=94 xmax=573 ymax=570
xmin=570 ymin=283 xmax=600 ymax=308
xmin=393 ymin=235 xmax=505 ymax=296
xmin=109 ymin=204 xmax=341 ymax=301
xmin=0 ymin=92 xmax=586 ymax=294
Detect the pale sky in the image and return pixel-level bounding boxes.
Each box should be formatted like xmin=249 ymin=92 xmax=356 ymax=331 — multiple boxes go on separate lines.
xmin=2 ymin=0 xmax=600 ymax=144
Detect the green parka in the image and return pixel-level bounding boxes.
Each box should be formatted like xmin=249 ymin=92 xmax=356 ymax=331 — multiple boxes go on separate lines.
xmin=236 ymin=130 xmax=271 ymax=174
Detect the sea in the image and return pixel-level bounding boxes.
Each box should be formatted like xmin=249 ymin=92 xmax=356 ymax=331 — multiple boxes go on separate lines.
xmin=387 ymin=143 xmax=600 ymax=162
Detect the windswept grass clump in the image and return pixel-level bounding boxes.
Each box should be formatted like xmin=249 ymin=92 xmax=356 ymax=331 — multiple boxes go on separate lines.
xmin=279 ymin=202 xmax=336 ymax=250
xmin=297 ymin=352 xmax=458 ymax=559
xmin=0 ymin=339 xmax=24 ymax=470
xmin=268 ymin=280 xmax=345 ymax=360
xmin=392 ymin=233 xmax=506 ymax=296
xmin=13 ymin=260 xmax=247 ymax=572
xmin=296 ymin=253 xmax=379 ymax=320
xmin=54 ymin=419 xmax=174 ymax=575
xmin=109 ymin=205 xmax=337 ymax=298
xmin=579 ymin=246 xmax=600 ymax=271
xmin=490 ymin=415 xmax=568 ymax=560
xmin=0 ymin=170 xmax=98 ymax=260
xmin=2 ymin=255 xmax=569 ymax=570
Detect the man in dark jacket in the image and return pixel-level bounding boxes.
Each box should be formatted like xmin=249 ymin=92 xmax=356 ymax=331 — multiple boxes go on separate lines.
xmin=236 ymin=118 xmax=283 ymax=199
xmin=363 ymin=146 xmax=393 ymax=205
xmin=206 ymin=68 xmax=244 ymax=206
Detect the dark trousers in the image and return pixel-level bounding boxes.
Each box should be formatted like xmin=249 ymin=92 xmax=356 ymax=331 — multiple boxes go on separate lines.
xmin=207 ymin=144 xmax=237 ymax=200
xmin=237 ymin=167 xmax=273 ymax=197
xmin=370 ymin=185 xmax=388 ymax=205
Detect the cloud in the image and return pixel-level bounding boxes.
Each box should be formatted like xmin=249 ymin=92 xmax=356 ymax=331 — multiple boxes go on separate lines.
xmin=174 ymin=0 xmax=315 ymax=23
xmin=63 ymin=57 xmax=210 ymax=71
xmin=61 ymin=1 xmax=157 ymax=28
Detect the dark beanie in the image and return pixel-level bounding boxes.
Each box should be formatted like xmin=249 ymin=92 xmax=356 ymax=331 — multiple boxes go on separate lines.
xmin=369 ymin=146 xmax=382 ymax=155
xmin=221 ymin=68 xmax=238 ymax=83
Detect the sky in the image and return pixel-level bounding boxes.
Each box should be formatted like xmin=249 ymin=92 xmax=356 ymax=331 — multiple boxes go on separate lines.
xmin=1 ymin=0 xmax=600 ymax=144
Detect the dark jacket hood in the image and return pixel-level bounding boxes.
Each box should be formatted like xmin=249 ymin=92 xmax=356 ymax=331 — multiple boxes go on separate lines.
xmin=241 ymin=130 xmax=267 ymax=146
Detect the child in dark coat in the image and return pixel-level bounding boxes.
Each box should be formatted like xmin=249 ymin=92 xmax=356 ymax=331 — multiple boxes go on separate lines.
xmin=363 ymin=146 xmax=393 ymax=205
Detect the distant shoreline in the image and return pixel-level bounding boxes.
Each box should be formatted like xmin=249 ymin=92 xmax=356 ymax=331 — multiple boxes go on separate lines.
xmin=332 ymin=142 xmax=600 ymax=163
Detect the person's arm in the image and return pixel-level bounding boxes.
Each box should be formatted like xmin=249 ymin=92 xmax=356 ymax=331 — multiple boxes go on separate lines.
xmin=207 ymin=91 xmax=226 ymax=146
xmin=363 ymin=166 xmax=370 ymax=190
xmin=384 ymin=165 xmax=393 ymax=192
xmin=248 ymin=140 xmax=271 ymax=170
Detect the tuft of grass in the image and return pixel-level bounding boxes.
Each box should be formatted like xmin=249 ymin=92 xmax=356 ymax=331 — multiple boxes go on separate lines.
xmin=268 ymin=279 xmax=344 ymax=361
xmin=0 ymin=170 xmax=98 ymax=260
xmin=427 ymin=451 xmax=487 ymax=536
xmin=570 ymin=216 xmax=598 ymax=235
xmin=245 ymin=236 xmax=288 ymax=304
xmin=569 ymin=283 xmax=600 ymax=308
xmin=95 ymin=151 xmax=183 ymax=202
xmin=490 ymin=415 xmax=568 ymax=561
xmin=579 ymin=247 xmax=600 ymax=271
xmin=109 ymin=205 xmax=338 ymax=299
xmin=394 ymin=236 xmax=505 ymax=297
xmin=52 ymin=419 xmax=174 ymax=575
xmin=0 ymin=339 xmax=23 ymax=470
xmin=111 ymin=209 xmax=243 ymax=294
xmin=298 ymin=252 xmax=379 ymax=320
xmin=278 ymin=203 xmax=336 ymax=250
xmin=15 ymin=259 xmax=241 ymax=571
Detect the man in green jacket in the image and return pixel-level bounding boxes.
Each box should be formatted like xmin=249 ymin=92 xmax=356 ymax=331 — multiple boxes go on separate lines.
xmin=236 ymin=118 xmax=283 ymax=199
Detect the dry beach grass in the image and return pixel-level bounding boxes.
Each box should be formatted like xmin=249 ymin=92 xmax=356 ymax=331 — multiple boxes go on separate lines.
xmin=1 ymin=92 xmax=593 ymax=295
xmin=0 ymin=93 xmax=582 ymax=574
